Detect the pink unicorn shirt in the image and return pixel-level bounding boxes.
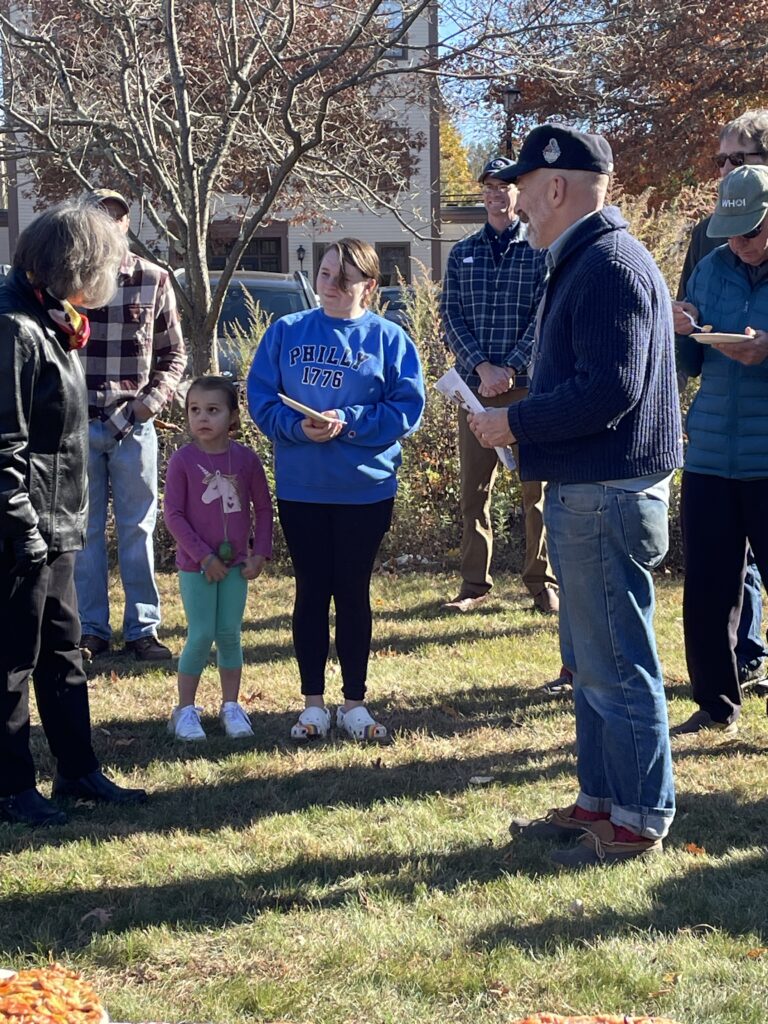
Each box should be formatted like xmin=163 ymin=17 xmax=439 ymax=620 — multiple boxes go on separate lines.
xmin=164 ymin=441 xmax=273 ymax=572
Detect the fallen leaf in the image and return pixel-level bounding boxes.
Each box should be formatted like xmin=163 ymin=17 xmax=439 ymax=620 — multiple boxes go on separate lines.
xmin=113 ymin=737 xmax=136 ymax=748
xmin=684 ymin=842 xmax=706 ymax=855
xmin=439 ymin=702 xmax=461 ymax=719
xmin=110 ymin=670 xmax=120 ymax=684
xmin=99 ymin=727 xmax=112 ymax=737
xmin=469 ymin=775 xmax=494 ymax=785
xmin=747 ymin=947 xmax=768 ymax=959
xmin=568 ymin=898 xmax=585 ymax=917
xmin=487 ymin=980 xmax=512 ymax=998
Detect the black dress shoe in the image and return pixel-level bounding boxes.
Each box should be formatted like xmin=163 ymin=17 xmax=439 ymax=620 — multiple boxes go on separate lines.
xmin=79 ymin=633 xmax=110 ymax=660
xmin=0 ymin=787 xmax=68 ymax=826
xmin=53 ymin=770 xmax=148 ymax=805
xmin=124 ymin=635 xmax=172 ymax=661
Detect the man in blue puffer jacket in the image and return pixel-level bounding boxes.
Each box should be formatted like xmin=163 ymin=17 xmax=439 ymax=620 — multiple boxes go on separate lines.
xmin=673 ymin=164 xmax=768 ymax=736
xmin=469 ymin=124 xmax=683 ymax=868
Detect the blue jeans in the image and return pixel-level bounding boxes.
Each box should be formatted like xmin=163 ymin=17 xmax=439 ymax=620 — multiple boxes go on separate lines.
xmin=75 ymin=419 xmax=160 ymax=643
xmin=544 ymin=483 xmax=675 ymax=840
xmin=736 ymin=550 xmax=766 ymax=667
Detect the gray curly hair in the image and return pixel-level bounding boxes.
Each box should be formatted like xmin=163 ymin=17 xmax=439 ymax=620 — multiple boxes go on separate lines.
xmin=14 ymin=199 xmax=127 ymax=307
xmin=720 ymin=109 xmax=768 ymax=155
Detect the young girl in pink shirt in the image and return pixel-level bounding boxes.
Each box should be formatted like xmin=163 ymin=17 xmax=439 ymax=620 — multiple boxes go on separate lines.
xmin=164 ymin=377 xmax=273 ymax=741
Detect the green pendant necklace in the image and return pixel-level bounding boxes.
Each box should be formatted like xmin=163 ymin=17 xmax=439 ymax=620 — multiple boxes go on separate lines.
xmin=205 ymin=442 xmax=234 ymax=564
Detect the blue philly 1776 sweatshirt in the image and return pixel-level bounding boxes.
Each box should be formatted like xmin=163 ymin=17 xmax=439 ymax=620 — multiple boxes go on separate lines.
xmin=247 ymin=307 xmax=425 ymax=504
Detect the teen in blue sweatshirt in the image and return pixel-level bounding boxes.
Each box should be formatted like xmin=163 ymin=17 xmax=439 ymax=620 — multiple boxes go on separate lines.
xmin=247 ymin=238 xmax=424 ymax=742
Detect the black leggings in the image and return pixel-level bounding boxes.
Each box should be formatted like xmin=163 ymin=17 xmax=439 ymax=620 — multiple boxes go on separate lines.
xmin=278 ymin=498 xmax=394 ymax=701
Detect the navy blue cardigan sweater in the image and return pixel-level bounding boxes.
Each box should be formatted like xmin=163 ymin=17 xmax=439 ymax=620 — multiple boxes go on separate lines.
xmin=507 ymin=207 xmax=683 ymax=483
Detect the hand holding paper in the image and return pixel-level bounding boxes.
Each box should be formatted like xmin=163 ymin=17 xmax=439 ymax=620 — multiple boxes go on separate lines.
xmin=468 ymin=408 xmax=516 ymax=449
xmin=434 ymin=368 xmax=516 ymax=470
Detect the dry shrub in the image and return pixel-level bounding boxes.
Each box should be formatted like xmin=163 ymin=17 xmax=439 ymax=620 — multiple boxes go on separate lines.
xmin=381 ymin=264 xmax=526 ymax=567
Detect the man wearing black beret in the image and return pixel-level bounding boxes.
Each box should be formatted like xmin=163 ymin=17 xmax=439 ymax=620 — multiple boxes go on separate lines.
xmin=470 ymin=124 xmax=683 ymax=866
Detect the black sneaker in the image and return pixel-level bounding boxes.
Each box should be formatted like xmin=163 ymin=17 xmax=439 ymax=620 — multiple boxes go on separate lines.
xmin=738 ymin=658 xmax=768 ymax=694
xmin=0 ymin=787 xmax=68 ymax=826
xmin=124 ymin=635 xmax=173 ymax=661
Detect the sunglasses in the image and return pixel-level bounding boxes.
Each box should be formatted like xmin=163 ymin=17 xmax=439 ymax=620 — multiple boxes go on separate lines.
xmin=740 ymin=216 xmax=766 ymax=240
xmin=713 ymin=150 xmax=767 ymax=169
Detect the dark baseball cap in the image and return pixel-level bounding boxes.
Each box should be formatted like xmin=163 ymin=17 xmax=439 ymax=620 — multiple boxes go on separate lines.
xmin=494 ymin=124 xmax=614 ymax=182
xmin=90 ymin=188 xmax=130 ymax=214
xmin=478 ymin=156 xmax=517 ymax=183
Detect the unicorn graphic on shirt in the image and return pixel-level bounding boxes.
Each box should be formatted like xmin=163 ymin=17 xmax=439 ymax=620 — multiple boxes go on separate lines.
xmin=198 ymin=466 xmax=242 ymax=513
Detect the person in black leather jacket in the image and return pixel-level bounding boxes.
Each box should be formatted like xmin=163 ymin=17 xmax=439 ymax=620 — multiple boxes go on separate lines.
xmin=0 ymin=200 xmax=148 ymax=827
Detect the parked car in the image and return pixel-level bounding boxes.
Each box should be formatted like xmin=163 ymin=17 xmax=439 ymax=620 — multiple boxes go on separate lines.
xmin=378 ymin=285 xmax=414 ymax=330
xmin=175 ymin=269 xmax=318 ymax=377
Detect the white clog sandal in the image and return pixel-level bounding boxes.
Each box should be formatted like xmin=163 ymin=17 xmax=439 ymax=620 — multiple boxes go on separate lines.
xmin=336 ymin=705 xmax=387 ymax=742
xmin=290 ymin=705 xmax=331 ymax=740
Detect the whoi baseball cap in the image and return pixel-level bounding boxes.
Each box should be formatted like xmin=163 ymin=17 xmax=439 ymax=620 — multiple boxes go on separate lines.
xmin=707 ymin=165 xmax=768 ymax=238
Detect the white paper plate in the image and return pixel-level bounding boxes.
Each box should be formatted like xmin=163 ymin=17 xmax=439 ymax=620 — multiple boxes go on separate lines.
xmin=692 ymin=331 xmax=753 ymax=344
xmin=278 ymin=392 xmax=336 ymax=424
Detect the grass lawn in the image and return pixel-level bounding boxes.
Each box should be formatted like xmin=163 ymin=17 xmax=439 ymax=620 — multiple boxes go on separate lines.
xmin=2 ymin=569 xmax=768 ymax=1024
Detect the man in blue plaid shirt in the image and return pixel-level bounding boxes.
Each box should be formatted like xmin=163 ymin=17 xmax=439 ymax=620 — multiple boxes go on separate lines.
xmin=441 ymin=156 xmax=558 ymax=614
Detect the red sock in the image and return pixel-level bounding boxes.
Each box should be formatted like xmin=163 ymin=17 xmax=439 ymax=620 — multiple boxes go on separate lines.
xmin=572 ymin=805 xmax=610 ymax=822
xmin=612 ymin=825 xmax=646 ymax=843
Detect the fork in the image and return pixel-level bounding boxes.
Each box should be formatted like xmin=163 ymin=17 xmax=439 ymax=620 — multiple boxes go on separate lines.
xmin=681 ymin=309 xmax=706 ymax=331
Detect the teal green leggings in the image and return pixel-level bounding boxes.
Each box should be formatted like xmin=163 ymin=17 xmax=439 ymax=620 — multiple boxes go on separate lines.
xmin=178 ymin=568 xmax=248 ymax=675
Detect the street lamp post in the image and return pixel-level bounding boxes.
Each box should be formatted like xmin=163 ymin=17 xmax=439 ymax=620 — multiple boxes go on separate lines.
xmin=501 ymin=85 xmax=521 ymax=159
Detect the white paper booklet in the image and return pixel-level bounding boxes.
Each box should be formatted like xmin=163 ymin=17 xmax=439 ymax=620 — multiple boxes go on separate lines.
xmin=434 ymin=368 xmax=516 ymax=471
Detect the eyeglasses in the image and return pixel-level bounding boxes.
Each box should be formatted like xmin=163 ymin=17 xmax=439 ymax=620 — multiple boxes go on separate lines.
xmin=713 ymin=150 xmax=767 ymax=169
xmin=739 ymin=216 xmax=766 ymax=240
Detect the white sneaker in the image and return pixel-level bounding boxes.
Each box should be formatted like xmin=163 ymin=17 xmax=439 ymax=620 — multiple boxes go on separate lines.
xmin=219 ymin=701 xmax=254 ymax=739
xmin=168 ymin=705 xmax=206 ymax=742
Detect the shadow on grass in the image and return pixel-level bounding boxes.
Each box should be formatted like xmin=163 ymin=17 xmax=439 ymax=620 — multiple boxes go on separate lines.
xmin=388 ymin=682 xmax=576 ymax=737
xmin=474 ymin=844 xmax=768 ymax=955
xmin=0 ymin=740 xmax=575 ymax=855
xmin=2 ymin=793 xmax=767 ymax=956
xmin=0 ymin=840 xmax=513 ymax=954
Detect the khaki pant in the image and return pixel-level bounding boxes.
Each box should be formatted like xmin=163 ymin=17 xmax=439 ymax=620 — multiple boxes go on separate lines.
xmin=457 ymin=386 xmax=556 ymax=598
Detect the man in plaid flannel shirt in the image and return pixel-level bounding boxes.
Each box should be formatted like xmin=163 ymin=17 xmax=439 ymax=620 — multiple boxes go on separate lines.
xmin=441 ymin=157 xmax=558 ymax=615
xmin=75 ymin=189 xmax=187 ymax=661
